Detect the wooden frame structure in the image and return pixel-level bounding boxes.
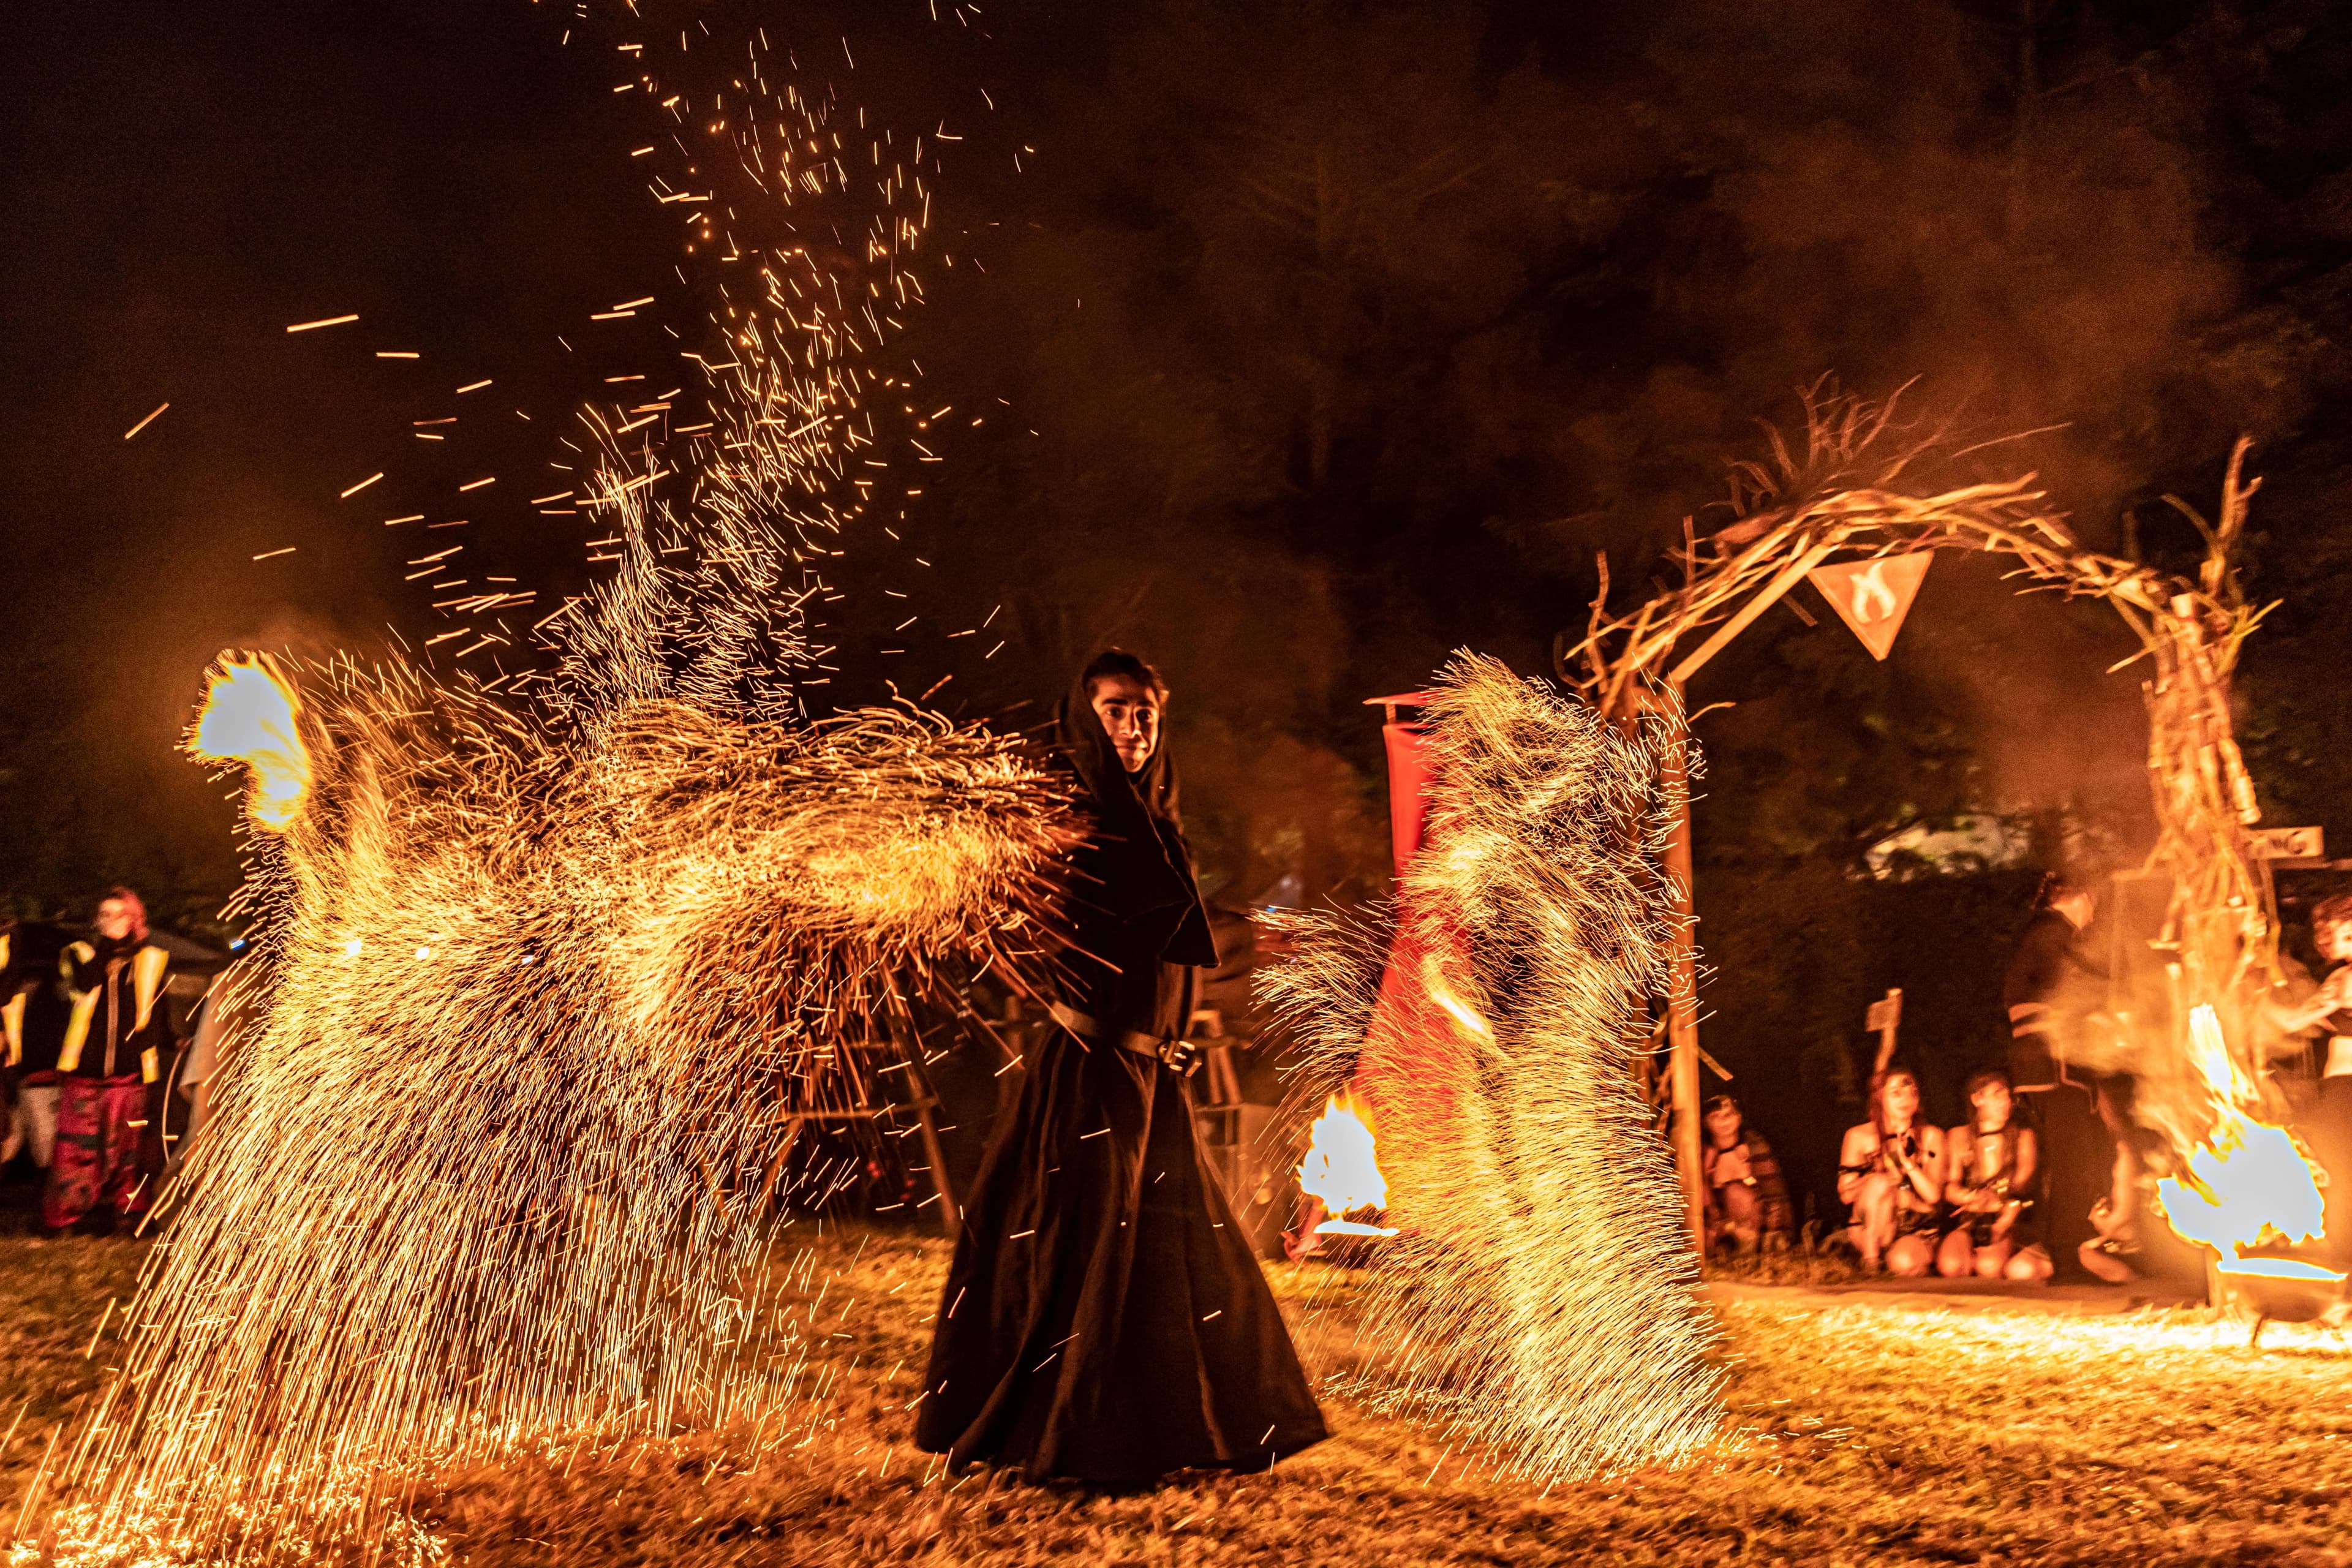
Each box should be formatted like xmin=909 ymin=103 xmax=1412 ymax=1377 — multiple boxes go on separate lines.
xmin=1555 ymin=394 xmax=2279 ymax=1248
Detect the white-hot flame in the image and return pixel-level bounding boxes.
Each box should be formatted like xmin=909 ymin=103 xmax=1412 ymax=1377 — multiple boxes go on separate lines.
xmin=188 ymin=655 xmax=313 ymax=831
xmin=1298 ymin=1095 xmax=1390 ymax=1223
xmin=2154 ymin=1005 xmax=2334 ymax=1272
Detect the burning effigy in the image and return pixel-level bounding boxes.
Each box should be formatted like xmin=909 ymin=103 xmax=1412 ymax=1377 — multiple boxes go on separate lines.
xmin=1261 ymin=654 xmax=1723 ymax=1482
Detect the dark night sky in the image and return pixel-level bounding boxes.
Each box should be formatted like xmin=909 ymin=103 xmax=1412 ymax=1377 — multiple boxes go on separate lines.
xmin=1 ymin=1 xmax=1020 ymax=915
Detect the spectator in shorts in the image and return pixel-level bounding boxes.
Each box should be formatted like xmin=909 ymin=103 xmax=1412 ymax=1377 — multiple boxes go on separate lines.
xmin=1938 ymin=1067 xmax=2052 ymax=1281
xmin=1702 ymin=1094 xmax=1794 ymax=1254
xmin=1838 ymin=1067 xmax=1945 ymax=1275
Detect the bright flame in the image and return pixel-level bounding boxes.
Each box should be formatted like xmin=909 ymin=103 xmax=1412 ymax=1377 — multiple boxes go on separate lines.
xmin=1298 ymin=1095 xmax=1392 ymax=1231
xmin=2154 ymin=1006 xmax=2334 ymax=1273
xmin=189 ymin=655 xmax=313 ymax=831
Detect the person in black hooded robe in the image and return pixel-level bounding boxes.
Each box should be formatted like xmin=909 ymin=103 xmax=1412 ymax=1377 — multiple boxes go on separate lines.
xmin=913 ymin=649 xmax=1327 ymax=1486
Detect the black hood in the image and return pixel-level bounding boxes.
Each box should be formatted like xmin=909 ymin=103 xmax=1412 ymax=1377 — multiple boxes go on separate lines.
xmin=1054 ymin=660 xmax=1217 ymax=968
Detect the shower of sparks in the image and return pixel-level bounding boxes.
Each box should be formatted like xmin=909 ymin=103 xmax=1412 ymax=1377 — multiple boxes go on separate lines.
xmin=24 ymin=10 xmax=1056 ymax=1562
xmin=1260 ymin=654 xmax=1722 ymax=1483
xmin=36 ymin=645 xmax=1072 ymax=1558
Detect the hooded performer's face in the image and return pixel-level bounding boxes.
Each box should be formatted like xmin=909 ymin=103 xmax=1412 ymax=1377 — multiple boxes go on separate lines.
xmin=1089 ymin=673 xmax=1162 ymax=775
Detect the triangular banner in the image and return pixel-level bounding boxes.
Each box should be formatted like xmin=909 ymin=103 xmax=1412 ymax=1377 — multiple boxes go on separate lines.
xmin=1807 ymin=552 xmax=1933 ymax=661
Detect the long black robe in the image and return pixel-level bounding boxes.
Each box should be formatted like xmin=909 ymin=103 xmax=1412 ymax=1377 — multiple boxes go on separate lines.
xmin=913 ymin=668 xmax=1327 ymax=1485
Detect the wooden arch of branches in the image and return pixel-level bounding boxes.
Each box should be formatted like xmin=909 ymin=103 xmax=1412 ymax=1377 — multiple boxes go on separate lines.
xmin=1553 ymin=394 xmax=2279 ymax=1238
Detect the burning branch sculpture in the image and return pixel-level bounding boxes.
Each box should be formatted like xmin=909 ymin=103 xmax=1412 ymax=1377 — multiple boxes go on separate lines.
xmin=1261 ymin=654 xmax=1722 ymax=1482
xmin=1565 ymin=390 xmax=2316 ymax=1294
xmin=1562 ymin=393 xmax=2277 ymax=1013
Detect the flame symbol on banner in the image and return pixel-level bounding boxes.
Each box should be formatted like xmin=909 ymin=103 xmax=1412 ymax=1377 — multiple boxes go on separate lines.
xmin=1849 ymin=560 xmax=1901 ymax=624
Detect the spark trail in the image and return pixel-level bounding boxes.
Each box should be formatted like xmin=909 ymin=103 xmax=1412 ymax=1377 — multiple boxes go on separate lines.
xmin=1261 ymin=654 xmax=1722 ymax=1483
xmin=23 ymin=11 xmax=1068 ymax=1563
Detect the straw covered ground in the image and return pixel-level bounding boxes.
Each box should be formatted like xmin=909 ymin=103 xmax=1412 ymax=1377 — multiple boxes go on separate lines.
xmin=4 ymin=1224 xmax=2348 ymax=1566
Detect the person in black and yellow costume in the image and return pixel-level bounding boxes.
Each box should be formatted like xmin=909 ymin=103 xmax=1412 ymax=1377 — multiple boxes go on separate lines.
xmin=43 ymin=888 xmax=175 ymax=1234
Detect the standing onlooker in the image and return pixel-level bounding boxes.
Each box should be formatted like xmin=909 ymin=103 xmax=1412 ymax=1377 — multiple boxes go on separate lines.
xmin=44 ymin=889 xmax=176 ymax=1234
xmin=2003 ymin=872 xmax=2119 ymax=1280
xmin=4 ymin=922 xmax=69 ymax=1174
xmin=172 ymin=954 xmax=258 ymax=1176
xmin=1 ymin=919 xmax=18 ymax=1166
xmin=2280 ymin=892 xmax=2352 ymax=1265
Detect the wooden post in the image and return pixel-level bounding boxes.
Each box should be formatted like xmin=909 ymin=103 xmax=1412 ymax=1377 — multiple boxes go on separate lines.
xmin=1638 ymin=554 xmax=1839 ymax=1252
xmin=912 ymin=1101 xmax=960 ymax=1239
xmin=1658 ymin=678 xmax=1706 ymax=1254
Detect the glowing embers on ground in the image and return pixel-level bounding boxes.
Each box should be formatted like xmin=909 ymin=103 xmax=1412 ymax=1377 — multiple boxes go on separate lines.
xmin=1297 ymin=1094 xmax=1398 ymax=1240
xmin=2154 ymin=1005 xmax=2345 ymax=1318
xmin=187 ymin=655 xmax=313 ymax=829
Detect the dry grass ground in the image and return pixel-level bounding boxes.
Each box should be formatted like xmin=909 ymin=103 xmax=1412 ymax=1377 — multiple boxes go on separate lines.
xmin=4 ymin=1224 xmax=2349 ymax=1566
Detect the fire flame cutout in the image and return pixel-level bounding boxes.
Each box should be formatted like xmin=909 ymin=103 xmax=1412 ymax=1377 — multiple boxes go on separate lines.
xmin=1298 ymin=1094 xmax=1396 ymax=1236
xmin=2154 ymin=1005 xmax=2336 ymax=1278
xmin=187 ymin=655 xmax=313 ymax=831
xmin=1848 ymin=559 xmax=1901 ymax=623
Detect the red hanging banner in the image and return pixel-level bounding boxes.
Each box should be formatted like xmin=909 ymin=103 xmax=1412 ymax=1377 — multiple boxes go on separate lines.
xmin=1806 ymin=552 xmax=1933 ymax=661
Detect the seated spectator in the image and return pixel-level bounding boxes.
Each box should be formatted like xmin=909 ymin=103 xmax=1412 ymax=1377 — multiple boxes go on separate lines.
xmin=1938 ymin=1067 xmax=2052 ymax=1282
xmin=1702 ymin=1094 xmax=1794 ymax=1254
xmin=1838 ymin=1068 xmax=1945 ymax=1275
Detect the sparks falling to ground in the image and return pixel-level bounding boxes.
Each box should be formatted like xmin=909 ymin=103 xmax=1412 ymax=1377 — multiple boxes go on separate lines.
xmin=29 ymin=578 xmax=1074 ymax=1566
xmin=1260 ymin=654 xmax=1722 ymax=1484
xmin=21 ymin=12 xmax=1068 ymax=1563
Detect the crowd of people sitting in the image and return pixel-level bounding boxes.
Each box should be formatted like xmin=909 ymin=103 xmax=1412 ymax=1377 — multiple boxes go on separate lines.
xmin=1706 ymin=877 xmax=2352 ymax=1285
xmin=1702 ymin=1068 xmax=2053 ymax=1281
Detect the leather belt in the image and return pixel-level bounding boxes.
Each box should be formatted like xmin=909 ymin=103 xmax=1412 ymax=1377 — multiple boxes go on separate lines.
xmin=1049 ymin=1002 xmax=1204 ymax=1076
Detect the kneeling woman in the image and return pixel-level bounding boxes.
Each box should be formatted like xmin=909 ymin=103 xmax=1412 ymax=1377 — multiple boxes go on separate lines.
xmin=1937 ymin=1068 xmax=2052 ymax=1282
xmin=1838 ymin=1068 xmax=1945 ymax=1275
xmin=914 ymin=651 xmax=1327 ymax=1486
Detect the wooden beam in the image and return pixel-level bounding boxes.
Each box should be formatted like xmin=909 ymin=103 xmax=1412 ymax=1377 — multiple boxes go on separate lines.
xmin=1666 ymin=539 xmax=1839 ymax=686
xmin=1654 ymin=677 xmax=1706 ymax=1255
